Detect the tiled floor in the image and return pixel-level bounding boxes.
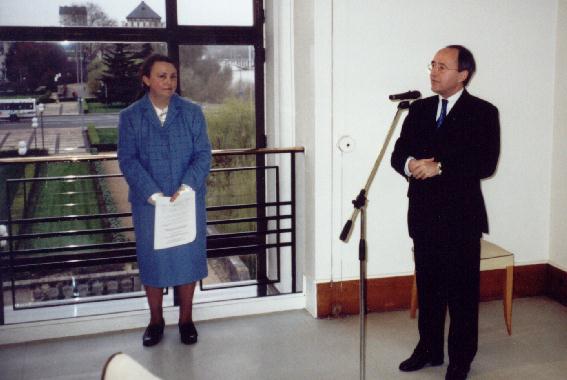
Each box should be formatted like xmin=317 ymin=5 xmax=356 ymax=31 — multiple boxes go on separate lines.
xmin=1 ymin=297 xmax=566 ymax=380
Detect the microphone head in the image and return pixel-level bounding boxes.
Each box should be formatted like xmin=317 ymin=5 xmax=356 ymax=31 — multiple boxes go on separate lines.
xmin=389 ymin=90 xmax=422 ymax=100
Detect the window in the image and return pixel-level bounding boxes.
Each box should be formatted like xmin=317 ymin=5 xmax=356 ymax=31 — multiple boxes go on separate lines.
xmin=0 ymin=0 xmax=268 ymax=323
xmin=0 ymin=1 xmax=166 ymax=28
xmin=177 ymin=0 xmax=253 ymax=26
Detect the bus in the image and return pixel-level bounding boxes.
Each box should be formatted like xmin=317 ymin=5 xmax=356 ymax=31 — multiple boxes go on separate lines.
xmin=0 ymin=98 xmax=37 ymax=121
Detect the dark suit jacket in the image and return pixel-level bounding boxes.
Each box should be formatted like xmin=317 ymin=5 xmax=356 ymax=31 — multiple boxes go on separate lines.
xmin=391 ymin=90 xmax=500 ymax=242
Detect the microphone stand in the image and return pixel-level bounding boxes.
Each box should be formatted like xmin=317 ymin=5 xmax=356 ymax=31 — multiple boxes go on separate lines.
xmin=339 ymin=100 xmax=411 ymax=380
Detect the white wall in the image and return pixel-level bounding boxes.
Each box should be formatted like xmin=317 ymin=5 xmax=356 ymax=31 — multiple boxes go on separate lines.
xmin=292 ymin=0 xmax=316 ymax=315
xmin=551 ymin=0 xmax=567 ymax=271
xmin=289 ymin=0 xmax=560 ymax=313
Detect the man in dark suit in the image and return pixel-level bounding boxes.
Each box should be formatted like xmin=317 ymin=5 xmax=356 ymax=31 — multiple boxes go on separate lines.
xmin=391 ymin=45 xmax=500 ymax=380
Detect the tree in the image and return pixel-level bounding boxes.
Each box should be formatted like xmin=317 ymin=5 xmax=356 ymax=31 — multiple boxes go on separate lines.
xmin=180 ymin=46 xmax=233 ymax=104
xmin=131 ymin=43 xmax=154 ymax=64
xmin=86 ymin=56 xmax=106 ymax=97
xmin=100 ymin=44 xmax=138 ymax=104
xmin=5 ymin=43 xmax=71 ymax=93
xmin=79 ymin=2 xmax=118 ymax=27
xmin=61 ymin=2 xmax=118 ymax=95
xmin=75 ymin=2 xmax=118 ymax=62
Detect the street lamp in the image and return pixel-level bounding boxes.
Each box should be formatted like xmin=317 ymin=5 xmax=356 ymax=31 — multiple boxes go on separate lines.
xmin=17 ymin=141 xmax=27 ymax=156
xmin=0 ymin=224 xmax=7 ymax=249
xmin=38 ymin=103 xmax=45 ymax=151
xmin=31 ymin=117 xmax=38 ymax=149
xmin=79 ymin=97 xmax=86 ymax=131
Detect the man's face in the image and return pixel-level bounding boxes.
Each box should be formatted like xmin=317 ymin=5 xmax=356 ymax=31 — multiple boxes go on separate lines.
xmin=430 ymin=48 xmax=468 ymax=98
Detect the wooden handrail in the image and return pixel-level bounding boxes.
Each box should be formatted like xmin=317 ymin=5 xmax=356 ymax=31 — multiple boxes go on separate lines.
xmin=0 ymin=147 xmax=305 ymax=164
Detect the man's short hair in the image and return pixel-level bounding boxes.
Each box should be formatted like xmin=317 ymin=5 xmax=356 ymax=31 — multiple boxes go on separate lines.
xmin=446 ymin=45 xmax=476 ymax=86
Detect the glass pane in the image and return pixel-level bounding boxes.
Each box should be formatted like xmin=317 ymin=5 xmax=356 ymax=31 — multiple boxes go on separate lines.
xmin=177 ymin=0 xmax=253 ymax=26
xmin=0 ymin=41 xmax=166 ymax=153
xmin=0 ymin=1 xmax=166 ymax=28
xmin=179 ymin=45 xmax=256 ymax=149
xmin=10 ymin=266 xmax=144 ymax=309
xmin=179 ymin=45 xmax=260 ymax=291
xmin=203 ymin=254 xmax=256 ymax=287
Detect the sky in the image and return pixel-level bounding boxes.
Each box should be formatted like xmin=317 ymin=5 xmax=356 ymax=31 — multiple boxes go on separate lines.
xmin=0 ymin=0 xmax=252 ymax=27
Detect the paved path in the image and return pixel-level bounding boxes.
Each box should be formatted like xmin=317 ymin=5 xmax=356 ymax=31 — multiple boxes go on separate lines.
xmin=0 ymin=127 xmax=89 ymax=154
xmin=43 ymin=101 xmax=80 ymax=116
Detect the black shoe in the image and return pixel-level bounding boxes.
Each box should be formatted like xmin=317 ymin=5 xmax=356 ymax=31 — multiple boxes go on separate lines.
xmin=399 ymin=348 xmax=443 ymax=372
xmin=142 ymin=319 xmax=165 ymax=347
xmin=179 ymin=321 xmax=198 ymax=345
xmin=445 ymin=364 xmax=470 ymax=380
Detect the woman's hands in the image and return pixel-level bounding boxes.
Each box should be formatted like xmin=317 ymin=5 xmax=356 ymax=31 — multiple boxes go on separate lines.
xmin=148 ymin=185 xmax=192 ymax=205
xmin=170 ymin=184 xmax=192 ymax=203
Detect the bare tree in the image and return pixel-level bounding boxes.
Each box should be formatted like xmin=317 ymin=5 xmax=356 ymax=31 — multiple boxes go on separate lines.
xmin=76 ymin=2 xmax=118 ymax=27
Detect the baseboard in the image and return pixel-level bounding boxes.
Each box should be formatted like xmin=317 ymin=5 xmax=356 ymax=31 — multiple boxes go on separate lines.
xmin=316 ymin=263 xmax=553 ymax=318
xmin=547 ymin=264 xmax=567 ymax=306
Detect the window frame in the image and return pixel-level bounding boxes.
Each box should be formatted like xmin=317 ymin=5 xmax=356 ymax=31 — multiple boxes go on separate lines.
xmin=0 ymin=0 xmax=272 ymax=300
xmin=0 ymin=0 xmax=266 ymax=148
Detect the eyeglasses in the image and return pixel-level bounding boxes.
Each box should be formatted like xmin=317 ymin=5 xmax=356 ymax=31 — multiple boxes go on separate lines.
xmin=428 ymin=62 xmax=459 ymax=73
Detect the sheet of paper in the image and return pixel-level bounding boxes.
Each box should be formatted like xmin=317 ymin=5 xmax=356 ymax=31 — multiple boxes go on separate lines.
xmin=154 ymin=189 xmax=196 ymax=250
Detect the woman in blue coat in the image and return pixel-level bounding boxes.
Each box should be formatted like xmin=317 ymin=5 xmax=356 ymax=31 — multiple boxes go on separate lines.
xmin=118 ymin=54 xmax=211 ymax=347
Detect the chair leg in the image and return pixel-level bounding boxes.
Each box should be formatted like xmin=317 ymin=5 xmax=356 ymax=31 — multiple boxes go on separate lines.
xmin=503 ymin=266 xmax=514 ymax=335
xmin=410 ymin=275 xmax=418 ymax=319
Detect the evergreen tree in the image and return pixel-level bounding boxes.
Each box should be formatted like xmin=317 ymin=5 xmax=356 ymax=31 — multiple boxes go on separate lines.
xmin=100 ymin=44 xmax=138 ymax=104
xmin=130 ymin=43 xmax=154 ymax=84
xmin=131 ymin=43 xmax=154 ymax=64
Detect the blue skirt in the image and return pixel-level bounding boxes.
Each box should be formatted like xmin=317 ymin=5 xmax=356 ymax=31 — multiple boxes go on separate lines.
xmin=131 ymin=198 xmax=208 ymax=288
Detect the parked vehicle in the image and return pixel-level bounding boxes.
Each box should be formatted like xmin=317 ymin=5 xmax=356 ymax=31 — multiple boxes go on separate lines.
xmin=0 ymin=98 xmax=37 ymax=121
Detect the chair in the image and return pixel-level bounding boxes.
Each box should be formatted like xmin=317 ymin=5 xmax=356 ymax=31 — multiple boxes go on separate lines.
xmin=101 ymin=352 xmax=162 ymax=380
xmin=409 ymin=240 xmax=514 ymax=335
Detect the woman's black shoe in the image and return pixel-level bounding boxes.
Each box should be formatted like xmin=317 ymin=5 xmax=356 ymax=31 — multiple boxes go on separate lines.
xmin=142 ymin=319 xmax=165 ymax=347
xmin=179 ymin=321 xmax=198 ymax=345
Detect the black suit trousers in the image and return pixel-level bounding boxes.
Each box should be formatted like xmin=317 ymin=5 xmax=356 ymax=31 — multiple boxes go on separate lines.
xmin=414 ymin=238 xmax=481 ymax=366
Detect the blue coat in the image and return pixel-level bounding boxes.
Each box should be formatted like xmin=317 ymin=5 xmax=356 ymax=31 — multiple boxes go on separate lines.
xmin=118 ymin=94 xmax=212 ymax=287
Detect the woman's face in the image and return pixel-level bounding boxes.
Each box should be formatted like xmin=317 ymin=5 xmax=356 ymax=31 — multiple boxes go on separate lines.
xmin=142 ymin=61 xmax=178 ymax=100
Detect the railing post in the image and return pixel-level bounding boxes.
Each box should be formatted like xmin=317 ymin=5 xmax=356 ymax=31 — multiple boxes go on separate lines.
xmin=1 ymin=180 xmax=12 ymax=325
xmin=0 ymin=245 xmax=4 ymax=324
xmin=256 ymin=152 xmax=268 ymax=297
xmin=291 ymin=152 xmax=297 ymax=293
xmin=0 ymin=268 xmax=3 ymax=325
xmin=23 ymin=181 xmax=27 ymax=219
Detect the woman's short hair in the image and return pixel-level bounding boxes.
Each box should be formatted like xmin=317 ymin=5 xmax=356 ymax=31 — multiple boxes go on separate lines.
xmin=136 ymin=54 xmax=178 ymax=100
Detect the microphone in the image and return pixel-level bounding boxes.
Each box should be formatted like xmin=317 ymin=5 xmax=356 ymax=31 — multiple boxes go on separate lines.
xmin=389 ymin=90 xmax=421 ymax=101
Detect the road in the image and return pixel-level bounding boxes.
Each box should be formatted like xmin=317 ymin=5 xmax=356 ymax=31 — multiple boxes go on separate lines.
xmin=0 ymin=113 xmax=119 ymax=130
xmin=0 ymin=113 xmax=120 ymax=154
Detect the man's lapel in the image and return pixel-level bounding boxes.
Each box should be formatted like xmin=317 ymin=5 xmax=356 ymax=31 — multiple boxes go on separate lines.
xmin=442 ymin=89 xmax=470 ymax=129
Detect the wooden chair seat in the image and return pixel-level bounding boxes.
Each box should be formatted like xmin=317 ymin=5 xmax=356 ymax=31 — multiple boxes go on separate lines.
xmin=410 ymin=240 xmax=514 ymax=335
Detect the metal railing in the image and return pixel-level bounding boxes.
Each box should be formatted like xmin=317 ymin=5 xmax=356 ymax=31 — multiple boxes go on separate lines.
xmin=0 ymin=147 xmax=303 ymax=324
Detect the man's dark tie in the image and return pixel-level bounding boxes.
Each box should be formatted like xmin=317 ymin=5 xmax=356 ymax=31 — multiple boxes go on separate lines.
xmin=436 ymin=99 xmax=448 ymax=128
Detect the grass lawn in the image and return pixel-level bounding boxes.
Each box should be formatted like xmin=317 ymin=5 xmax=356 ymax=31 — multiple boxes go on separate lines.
xmin=95 ymin=128 xmax=118 ymax=144
xmin=86 ymin=102 xmax=124 ymax=114
xmin=19 ymin=162 xmax=107 ymax=250
xmin=0 ymin=164 xmax=26 ymax=221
